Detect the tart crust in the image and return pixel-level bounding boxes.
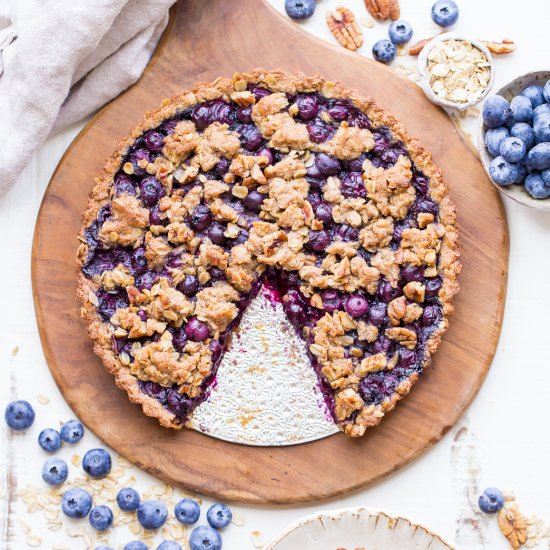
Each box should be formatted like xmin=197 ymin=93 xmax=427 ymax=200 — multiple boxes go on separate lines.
xmin=77 ymin=69 xmax=460 ymax=435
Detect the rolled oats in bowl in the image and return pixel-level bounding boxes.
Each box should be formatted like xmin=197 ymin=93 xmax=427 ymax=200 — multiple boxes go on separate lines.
xmin=418 ymin=33 xmax=494 ymax=110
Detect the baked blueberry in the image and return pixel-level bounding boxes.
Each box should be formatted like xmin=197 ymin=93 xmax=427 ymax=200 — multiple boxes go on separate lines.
xmin=510 ymin=122 xmax=535 ymax=150
xmin=38 ymin=428 xmax=62 ymax=453
xmin=372 ymin=39 xmax=397 ymax=64
xmin=388 ymin=20 xmax=413 ymax=45
xmin=510 ymin=95 xmax=533 ymax=122
xmin=89 ymin=505 xmax=114 ymax=531
xmin=117 ymin=487 xmax=140 ymax=512
xmin=4 ymin=400 xmax=35 ymax=431
xmin=60 ymin=420 xmax=84 ymax=443
xmin=123 ymin=542 xmax=148 ymax=550
xmin=174 ymin=498 xmax=201 ymax=525
xmin=285 ymin=0 xmax=315 ymax=19
xmin=137 ymin=500 xmax=168 ymax=530
xmin=478 ymin=487 xmax=504 ymax=514
xmin=41 ymin=458 xmax=68 ymax=486
xmin=82 ymin=448 xmax=112 ymax=478
xmin=499 ymin=137 xmax=526 ymax=163
xmin=185 ymin=318 xmax=210 ymax=342
xmin=344 ymin=295 xmax=369 ymax=318
xmin=482 ymin=96 xmax=511 ymax=128
xmin=521 ymin=85 xmax=545 ymax=108
xmin=61 ymin=488 xmax=93 ymax=518
xmin=206 ymin=503 xmax=232 ymax=529
xmin=295 ymin=94 xmax=319 ymax=121
xmin=315 ymin=153 xmax=341 ymax=176
xmin=431 ymin=0 xmax=459 ymax=27
xmin=525 ymin=172 xmax=550 ymax=199
xmin=484 ymin=127 xmax=509 ymax=157
xmin=189 ymin=525 xmax=222 ymax=550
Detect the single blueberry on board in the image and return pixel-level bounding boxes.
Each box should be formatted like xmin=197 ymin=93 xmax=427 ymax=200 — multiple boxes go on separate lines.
xmin=526 ymin=143 xmax=550 ymax=171
xmin=533 ymin=113 xmax=550 ymax=143
xmin=61 ymin=488 xmax=93 ymax=519
xmin=41 ymin=458 xmax=68 ymax=486
xmin=478 ymin=487 xmax=505 ymax=514
xmin=482 ymin=96 xmax=511 ymax=128
xmin=38 ymin=428 xmax=62 ymax=453
xmin=484 ymin=127 xmax=509 ymax=157
xmin=521 ymin=85 xmax=545 ymax=108
xmin=206 ymin=503 xmax=232 ymax=530
xmin=525 ymin=172 xmax=550 ymax=199
xmin=4 ymin=400 xmax=35 ymax=431
xmin=189 ymin=525 xmax=222 ymax=550
xmin=82 ymin=448 xmax=112 ymax=478
xmin=174 ymin=498 xmax=201 ymax=525
xmin=499 ymin=137 xmax=526 ymax=163
xmin=284 ymin=0 xmax=315 ymax=19
xmin=89 ymin=505 xmax=114 ymax=531
xmin=388 ymin=20 xmax=413 ymax=45
xmin=60 ymin=420 xmax=84 ymax=443
xmin=510 ymin=122 xmax=535 ymax=150
xmin=488 ymin=156 xmax=519 ymax=186
xmin=510 ymin=95 xmax=533 ymax=122
xmin=123 ymin=542 xmax=149 ymax=550
xmin=137 ymin=500 xmax=168 ymax=530
xmin=431 ymin=0 xmax=459 ymax=27
xmin=117 ymin=487 xmax=141 ymax=512
xmin=157 ymin=542 xmax=182 ymax=550
xmin=372 ymin=39 xmax=397 ymax=64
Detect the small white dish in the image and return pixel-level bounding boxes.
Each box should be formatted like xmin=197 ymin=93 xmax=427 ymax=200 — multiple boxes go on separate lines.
xmin=418 ymin=32 xmax=494 ymax=111
xmin=478 ymin=70 xmax=550 ymax=210
xmin=264 ymin=507 xmax=456 ymax=550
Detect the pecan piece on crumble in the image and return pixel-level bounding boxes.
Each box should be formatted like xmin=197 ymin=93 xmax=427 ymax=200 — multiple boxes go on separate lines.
xmin=385 ymin=327 xmax=417 ymax=350
xmin=334 ymin=388 xmax=364 ymax=421
xmin=355 ymin=352 xmax=387 ymax=377
xmin=388 ymin=296 xmax=407 ymax=326
xmin=403 ymin=281 xmax=426 ymax=302
xmin=326 ymin=7 xmax=364 ymax=51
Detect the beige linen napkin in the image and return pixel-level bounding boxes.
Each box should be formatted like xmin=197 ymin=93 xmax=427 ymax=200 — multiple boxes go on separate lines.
xmin=0 ymin=0 xmax=176 ymax=198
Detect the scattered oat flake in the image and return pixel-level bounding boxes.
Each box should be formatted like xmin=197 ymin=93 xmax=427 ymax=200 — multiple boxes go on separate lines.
xmin=25 ymin=535 xmax=42 ymax=547
xmin=36 ymin=394 xmax=50 ymax=405
xmin=10 ymin=345 xmax=19 ymax=356
xmin=17 ymin=519 xmax=31 ymax=534
xmin=251 ymin=530 xmax=264 ymax=548
xmin=359 ymin=16 xmax=375 ymax=28
xmin=232 ymin=511 xmax=246 ymax=527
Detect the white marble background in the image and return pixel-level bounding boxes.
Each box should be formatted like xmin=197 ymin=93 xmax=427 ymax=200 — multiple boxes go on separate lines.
xmin=1 ymin=0 xmax=549 ymax=548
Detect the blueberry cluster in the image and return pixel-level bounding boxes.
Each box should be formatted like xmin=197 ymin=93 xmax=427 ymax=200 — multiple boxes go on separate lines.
xmin=483 ymin=81 xmax=550 ymax=199
xmin=4 ymin=401 xmax=230 ymax=549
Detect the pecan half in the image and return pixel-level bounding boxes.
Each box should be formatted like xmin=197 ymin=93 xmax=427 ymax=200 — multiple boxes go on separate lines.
xmin=498 ymin=505 xmax=527 ymax=549
xmin=482 ymin=39 xmax=516 ymax=55
xmin=385 ymin=327 xmax=417 ymax=350
xmin=326 ymin=7 xmax=363 ymax=51
xmin=388 ymin=0 xmax=400 ymax=21
xmin=364 ymin=0 xmax=399 ymax=21
xmin=407 ymin=36 xmax=436 ymax=56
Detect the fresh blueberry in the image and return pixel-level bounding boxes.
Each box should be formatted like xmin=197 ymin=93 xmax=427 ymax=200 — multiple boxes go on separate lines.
xmin=478 ymin=487 xmax=505 ymax=514
xmin=4 ymin=400 xmax=35 ymax=431
xmin=525 ymin=172 xmax=550 ymax=199
xmin=123 ymin=542 xmax=148 ymax=550
xmin=284 ymin=0 xmax=315 ymax=19
xmin=526 ymin=143 xmax=550 ymax=171
xmin=95 ymin=546 xmax=114 ymax=550
xmin=137 ymin=500 xmax=168 ymax=530
xmin=482 ymin=96 xmax=511 ymax=128
xmin=514 ymin=162 xmax=527 ymax=184
xmin=542 ymin=169 xmax=550 ymax=186
xmin=174 ymin=498 xmax=201 ymax=524
xmin=484 ymin=127 xmax=509 ymax=157
xmin=89 ymin=505 xmax=114 ymax=531
xmin=344 ymin=295 xmax=369 ymax=318
xmin=510 ymin=122 xmax=535 ymax=150
xmin=185 ymin=318 xmax=210 ymax=342
xmin=38 ymin=428 xmax=62 ymax=453
xmin=388 ymin=20 xmax=413 ymax=45
xmin=82 ymin=448 xmax=112 ymax=478
xmin=544 ymin=80 xmax=550 ymax=103
xmin=41 ymin=458 xmax=68 ymax=486
xmin=533 ymin=103 xmax=550 ymax=119
xmin=61 ymin=488 xmax=93 ymax=518
xmin=157 ymin=542 xmax=182 ymax=550
xmin=60 ymin=420 xmax=84 ymax=443
xmin=510 ymin=95 xmax=533 ymax=122
xmin=206 ymin=503 xmax=232 ymax=530
xmin=521 ymin=85 xmax=545 ymax=108
xmin=189 ymin=525 xmax=222 ymax=550
xmin=431 ymin=0 xmax=459 ymax=27
xmin=499 ymin=137 xmax=526 ymax=163
xmin=488 ymin=156 xmax=519 ymax=186
xmin=117 ymin=487 xmax=141 ymax=512
xmin=372 ymin=39 xmax=397 ymax=64
xmin=533 ymin=113 xmax=550 ymax=143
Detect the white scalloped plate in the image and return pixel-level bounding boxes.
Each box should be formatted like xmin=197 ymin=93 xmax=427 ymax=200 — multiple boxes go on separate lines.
xmin=188 ymin=288 xmax=339 ymax=446
xmin=265 ymin=507 xmax=456 ymax=550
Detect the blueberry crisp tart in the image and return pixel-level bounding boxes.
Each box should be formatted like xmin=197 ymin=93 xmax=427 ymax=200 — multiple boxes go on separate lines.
xmin=77 ymin=70 xmax=460 ymax=438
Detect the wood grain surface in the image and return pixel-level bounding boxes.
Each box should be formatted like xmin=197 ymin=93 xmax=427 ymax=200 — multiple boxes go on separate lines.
xmin=31 ymin=0 xmax=509 ymax=504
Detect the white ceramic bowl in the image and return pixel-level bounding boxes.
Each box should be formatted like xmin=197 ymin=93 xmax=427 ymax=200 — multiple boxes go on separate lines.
xmin=264 ymin=507 xmax=456 ymax=550
xmin=418 ymin=32 xmax=494 ymax=111
xmin=478 ymin=70 xmax=550 ymax=210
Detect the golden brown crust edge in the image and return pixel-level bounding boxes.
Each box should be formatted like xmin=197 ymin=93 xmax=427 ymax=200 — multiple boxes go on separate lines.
xmin=76 ymin=68 xmax=461 ymax=435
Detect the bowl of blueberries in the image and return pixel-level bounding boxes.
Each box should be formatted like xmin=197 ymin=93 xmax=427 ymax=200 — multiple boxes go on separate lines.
xmin=479 ymin=71 xmax=550 ymax=208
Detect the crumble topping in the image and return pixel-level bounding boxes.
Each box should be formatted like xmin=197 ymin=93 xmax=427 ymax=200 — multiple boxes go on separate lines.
xmin=100 ymin=265 xmax=134 ymax=290
xmin=98 ymin=195 xmax=149 ymax=246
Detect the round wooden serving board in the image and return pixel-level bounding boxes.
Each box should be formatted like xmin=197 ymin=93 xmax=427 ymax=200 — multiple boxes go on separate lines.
xmin=32 ymin=0 xmax=509 ymax=504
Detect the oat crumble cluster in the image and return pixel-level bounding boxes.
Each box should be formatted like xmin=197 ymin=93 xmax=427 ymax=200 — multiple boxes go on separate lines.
xmin=77 ymin=70 xmax=460 ymax=437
